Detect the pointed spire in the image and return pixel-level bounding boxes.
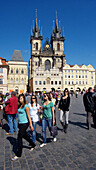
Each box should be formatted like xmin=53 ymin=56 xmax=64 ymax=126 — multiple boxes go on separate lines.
xmin=41 ymin=26 xmax=42 ymax=36
xmin=63 ymin=27 xmax=64 ymax=37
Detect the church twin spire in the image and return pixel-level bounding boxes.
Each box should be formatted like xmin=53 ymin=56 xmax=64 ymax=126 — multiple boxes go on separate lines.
xmin=31 ymin=10 xmax=64 ymax=39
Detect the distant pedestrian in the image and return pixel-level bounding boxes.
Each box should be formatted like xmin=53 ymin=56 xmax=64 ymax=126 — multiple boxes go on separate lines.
xmin=28 ymin=94 xmax=40 ymax=144
xmin=83 ymin=87 xmax=94 ymax=130
xmin=12 ymin=94 xmax=35 ymax=161
xmin=5 ymin=91 xmax=18 ymax=135
xmin=58 ymin=88 xmax=70 ymax=133
xmin=40 ymin=93 xmax=56 ymax=147
xmin=0 ymin=95 xmax=4 ymax=128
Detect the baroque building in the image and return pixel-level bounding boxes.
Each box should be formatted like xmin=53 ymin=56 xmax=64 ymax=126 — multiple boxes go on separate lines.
xmin=29 ymin=14 xmax=95 ymax=92
xmin=8 ymin=50 xmax=28 ymax=93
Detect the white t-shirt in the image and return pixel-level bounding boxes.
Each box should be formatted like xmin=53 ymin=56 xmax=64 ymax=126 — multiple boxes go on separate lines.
xmin=28 ymin=103 xmax=40 ymax=122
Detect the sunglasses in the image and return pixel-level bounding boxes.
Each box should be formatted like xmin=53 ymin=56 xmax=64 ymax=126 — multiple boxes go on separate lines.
xmin=32 ymin=97 xmax=35 ymax=99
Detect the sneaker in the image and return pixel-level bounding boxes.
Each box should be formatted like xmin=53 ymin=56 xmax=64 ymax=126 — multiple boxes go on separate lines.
xmin=40 ymin=143 xmax=46 ymax=148
xmin=53 ymin=138 xmax=57 ymax=142
xmin=12 ymin=156 xmax=19 ymax=161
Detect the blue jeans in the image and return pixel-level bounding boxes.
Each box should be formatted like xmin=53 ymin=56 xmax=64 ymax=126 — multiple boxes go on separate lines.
xmin=7 ymin=114 xmax=18 ymax=134
xmin=42 ymin=117 xmax=53 ymax=144
xmin=32 ymin=121 xmax=38 ymax=144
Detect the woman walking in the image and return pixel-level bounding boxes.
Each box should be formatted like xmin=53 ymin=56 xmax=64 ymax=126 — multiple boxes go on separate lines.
xmin=28 ymin=94 xmax=40 ymax=144
xmin=58 ymin=88 xmax=70 ymax=133
xmin=40 ymin=93 xmax=56 ymax=148
xmin=12 ymin=94 xmax=35 ymax=161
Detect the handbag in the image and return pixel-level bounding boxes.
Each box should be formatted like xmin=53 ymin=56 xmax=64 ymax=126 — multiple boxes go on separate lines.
xmin=50 ymin=125 xmax=58 ymax=137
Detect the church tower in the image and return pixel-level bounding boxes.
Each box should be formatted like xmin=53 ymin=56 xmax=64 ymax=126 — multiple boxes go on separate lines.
xmin=51 ymin=13 xmax=66 ymax=68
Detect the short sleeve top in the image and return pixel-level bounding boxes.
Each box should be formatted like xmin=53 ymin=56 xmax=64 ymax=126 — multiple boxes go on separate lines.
xmin=18 ymin=104 xmax=29 ymax=124
xmin=43 ymin=102 xmax=54 ymax=119
xmin=28 ymin=103 xmax=40 ymax=122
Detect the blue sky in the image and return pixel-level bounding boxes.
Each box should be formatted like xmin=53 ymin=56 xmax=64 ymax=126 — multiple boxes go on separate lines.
xmin=0 ymin=0 xmax=96 ymax=71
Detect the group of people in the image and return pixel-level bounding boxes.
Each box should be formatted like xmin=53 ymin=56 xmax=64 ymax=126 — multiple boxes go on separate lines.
xmin=1 ymin=85 xmax=96 ymax=161
xmin=0 ymin=88 xmax=71 ymax=161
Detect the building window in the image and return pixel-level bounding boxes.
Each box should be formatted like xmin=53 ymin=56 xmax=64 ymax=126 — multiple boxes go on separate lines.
xmin=21 ymin=69 xmax=24 ymax=74
xmin=86 ymin=81 xmax=87 ymax=85
xmin=91 ymin=72 xmax=93 ymax=74
xmin=65 ymin=70 xmax=67 ymax=73
xmin=0 ymin=78 xmax=3 ymax=84
xmin=45 ymin=60 xmax=51 ymax=71
xmin=55 ymin=81 xmax=57 ymax=85
xmin=72 ymin=81 xmax=74 ymax=85
xmin=16 ymin=69 xmax=18 ymax=74
xmin=68 ymin=81 xmax=70 ymax=85
xmin=0 ymin=68 xmax=3 ymax=73
xmin=43 ymin=81 xmax=46 ymax=85
xmin=21 ymin=78 xmax=24 ymax=84
xmin=36 ymin=43 xmax=38 ymax=50
xmin=16 ymin=78 xmax=18 ymax=83
xmin=10 ymin=78 xmax=13 ymax=83
xmin=68 ymin=75 xmax=70 ymax=78
xmin=68 ymin=70 xmax=70 ymax=73
xmin=57 ymin=43 xmax=60 ymax=51
xmin=85 ymin=75 xmax=87 ymax=78
xmin=91 ymin=76 xmax=93 ymax=79
xmin=47 ymin=78 xmax=50 ymax=84
xmin=35 ymin=62 xmax=37 ymax=66
xmin=11 ymin=69 xmax=13 ymax=74
xmin=82 ymin=75 xmax=84 ymax=78
xmin=59 ymin=81 xmax=61 ymax=85
xmin=51 ymin=81 xmax=53 ymax=85
xmin=65 ymin=81 xmax=67 ymax=85
xmin=82 ymin=81 xmax=84 ymax=85
xmin=82 ymin=70 xmax=84 ymax=73
xmin=79 ymin=81 xmax=81 ymax=84
xmin=79 ymin=75 xmax=81 ymax=78
xmin=35 ymin=81 xmax=37 ymax=85
xmin=39 ymin=81 xmax=42 ymax=85
xmin=76 ymin=75 xmax=78 ymax=78
xmin=76 ymin=81 xmax=78 ymax=85
xmin=71 ymin=70 xmax=73 ymax=73
xmin=65 ymin=75 xmax=67 ymax=78
xmin=76 ymin=70 xmax=78 ymax=73
xmin=72 ymin=75 xmax=74 ymax=78
xmin=92 ymin=82 xmax=93 ymax=85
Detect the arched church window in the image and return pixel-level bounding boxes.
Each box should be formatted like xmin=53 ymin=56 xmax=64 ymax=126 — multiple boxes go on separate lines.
xmin=45 ymin=60 xmax=51 ymax=71
xmin=36 ymin=42 xmax=38 ymax=50
xmin=57 ymin=43 xmax=60 ymax=51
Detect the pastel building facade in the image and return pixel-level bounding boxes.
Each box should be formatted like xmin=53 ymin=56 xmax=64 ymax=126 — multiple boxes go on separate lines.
xmin=8 ymin=50 xmax=28 ymax=94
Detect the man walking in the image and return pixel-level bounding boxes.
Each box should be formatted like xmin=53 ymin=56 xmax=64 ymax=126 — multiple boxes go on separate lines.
xmin=5 ymin=91 xmax=18 ymax=135
xmin=83 ymin=87 xmax=94 ymax=130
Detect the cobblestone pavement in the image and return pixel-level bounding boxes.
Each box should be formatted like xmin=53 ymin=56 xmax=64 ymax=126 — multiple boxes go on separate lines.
xmin=0 ymin=95 xmax=96 ymax=170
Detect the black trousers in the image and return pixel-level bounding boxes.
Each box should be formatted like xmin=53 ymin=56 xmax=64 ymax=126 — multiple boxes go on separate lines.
xmin=16 ymin=123 xmax=35 ymax=157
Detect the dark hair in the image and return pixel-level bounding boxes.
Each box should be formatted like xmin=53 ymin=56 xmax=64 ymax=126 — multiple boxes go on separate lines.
xmin=94 ymin=85 xmax=96 ymax=92
xmin=18 ymin=93 xmax=27 ymax=108
xmin=11 ymin=91 xmax=16 ymax=96
xmin=64 ymin=88 xmax=70 ymax=97
xmin=88 ymin=87 xmax=92 ymax=92
xmin=31 ymin=95 xmax=37 ymax=106
xmin=44 ymin=93 xmax=51 ymax=101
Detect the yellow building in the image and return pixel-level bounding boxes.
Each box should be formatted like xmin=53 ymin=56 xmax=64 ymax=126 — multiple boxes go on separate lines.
xmin=63 ymin=64 xmax=95 ymax=91
xmin=8 ymin=50 xmax=28 ymax=94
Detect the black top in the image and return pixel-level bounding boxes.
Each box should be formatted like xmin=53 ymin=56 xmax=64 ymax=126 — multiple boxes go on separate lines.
xmin=58 ymin=95 xmax=70 ymax=111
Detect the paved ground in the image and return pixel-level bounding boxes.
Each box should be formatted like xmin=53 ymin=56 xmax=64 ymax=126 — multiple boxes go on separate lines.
xmin=0 ymin=95 xmax=96 ymax=170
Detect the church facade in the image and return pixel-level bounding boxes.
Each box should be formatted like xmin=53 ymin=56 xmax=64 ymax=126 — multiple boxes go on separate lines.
xmin=29 ymin=15 xmax=95 ymax=92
